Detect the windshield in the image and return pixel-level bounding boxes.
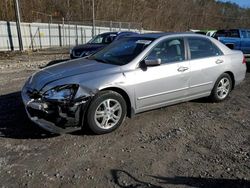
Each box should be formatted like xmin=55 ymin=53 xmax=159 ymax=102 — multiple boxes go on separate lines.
xmin=88 ymin=33 xmax=117 ymax=44
xmin=88 ymin=37 xmax=154 ymax=65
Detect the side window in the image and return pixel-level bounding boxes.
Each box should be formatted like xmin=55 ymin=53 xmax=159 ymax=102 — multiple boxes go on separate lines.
xmin=247 ymin=31 xmax=250 ymax=38
xmin=103 ymin=34 xmax=116 ymax=44
xmin=213 ymin=30 xmax=226 ymax=39
xmin=92 ymin=36 xmax=103 ymax=43
xmin=229 ymin=30 xmax=240 ymax=38
xmin=146 ymin=38 xmax=185 ymax=64
xmin=188 ymin=37 xmax=222 ymax=60
xmin=241 ymin=30 xmax=247 ymax=38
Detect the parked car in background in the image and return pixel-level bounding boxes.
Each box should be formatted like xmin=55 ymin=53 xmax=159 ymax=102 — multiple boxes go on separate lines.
xmin=194 ymin=31 xmax=207 ymax=35
xmin=190 ymin=29 xmax=207 ymax=35
xmin=206 ymin=30 xmax=217 ymax=37
xmin=22 ymin=33 xmax=246 ymax=134
xmin=212 ymin=29 xmax=250 ymax=57
xmin=70 ymin=31 xmax=137 ymax=59
xmin=190 ymin=29 xmax=216 ymax=36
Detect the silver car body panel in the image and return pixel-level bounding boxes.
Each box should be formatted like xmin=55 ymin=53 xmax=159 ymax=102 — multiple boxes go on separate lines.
xmin=22 ymin=33 xmax=247 ymax=133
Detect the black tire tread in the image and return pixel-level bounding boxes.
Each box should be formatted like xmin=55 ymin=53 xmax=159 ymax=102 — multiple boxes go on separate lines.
xmin=210 ymin=73 xmax=232 ymax=103
xmin=86 ymin=90 xmax=127 ymax=134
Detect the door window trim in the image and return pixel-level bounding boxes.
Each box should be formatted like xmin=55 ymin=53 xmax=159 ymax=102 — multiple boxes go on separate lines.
xmin=137 ymin=37 xmax=189 ymax=69
xmin=186 ymin=36 xmax=224 ymax=60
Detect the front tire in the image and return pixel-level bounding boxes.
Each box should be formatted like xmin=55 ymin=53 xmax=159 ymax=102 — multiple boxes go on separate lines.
xmin=210 ymin=73 xmax=232 ymax=102
xmin=87 ymin=91 xmax=127 ymax=134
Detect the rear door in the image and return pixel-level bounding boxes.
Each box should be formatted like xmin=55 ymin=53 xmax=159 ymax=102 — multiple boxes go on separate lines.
xmin=187 ymin=37 xmax=225 ymax=98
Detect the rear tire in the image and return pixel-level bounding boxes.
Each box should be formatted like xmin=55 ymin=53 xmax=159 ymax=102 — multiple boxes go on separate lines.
xmin=86 ymin=91 xmax=127 ymax=134
xmin=210 ymin=73 xmax=232 ymax=102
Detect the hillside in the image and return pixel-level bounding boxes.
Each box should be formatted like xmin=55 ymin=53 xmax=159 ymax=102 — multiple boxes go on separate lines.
xmin=1 ymin=0 xmax=250 ymax=31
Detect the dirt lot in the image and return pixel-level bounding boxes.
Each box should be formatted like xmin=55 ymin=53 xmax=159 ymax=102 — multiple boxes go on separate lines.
xmin=0 ymin=49 xmax=249 ymax=188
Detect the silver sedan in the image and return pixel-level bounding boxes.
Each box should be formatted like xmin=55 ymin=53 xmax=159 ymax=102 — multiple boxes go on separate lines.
xmin=22 ymin=33 xmax=247 ymax=134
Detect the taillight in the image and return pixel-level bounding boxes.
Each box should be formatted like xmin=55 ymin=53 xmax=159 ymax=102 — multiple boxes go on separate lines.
xmin=243 ymin=56 xmax=246 ymax=64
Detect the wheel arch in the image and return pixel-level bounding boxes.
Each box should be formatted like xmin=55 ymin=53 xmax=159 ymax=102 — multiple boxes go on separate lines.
xmin=224 ymin=71 xmax=235 ymax=90
xmin=101 ymin=87 xmax=134 ymax=118
xmin=225 ymin=43 xmax=235 ymax=50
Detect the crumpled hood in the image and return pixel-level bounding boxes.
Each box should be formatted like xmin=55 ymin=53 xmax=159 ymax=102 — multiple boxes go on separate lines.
xmin=27 ymin=58 xmax=117 ymax=91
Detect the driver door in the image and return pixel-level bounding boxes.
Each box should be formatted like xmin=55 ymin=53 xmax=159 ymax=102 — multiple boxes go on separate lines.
xmin=133 ymin=38 xmax=190 ymax=111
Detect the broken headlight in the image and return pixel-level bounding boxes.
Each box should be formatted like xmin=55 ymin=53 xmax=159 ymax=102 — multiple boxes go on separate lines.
xmin=43 ymin=84 xmax=78 ymax=101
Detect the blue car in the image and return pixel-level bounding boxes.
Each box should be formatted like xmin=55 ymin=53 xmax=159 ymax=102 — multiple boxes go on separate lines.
xmin=70 ymin=31 xmax=137 ymax=59
xmin=212 ymin=29 xmax=250 ymax=55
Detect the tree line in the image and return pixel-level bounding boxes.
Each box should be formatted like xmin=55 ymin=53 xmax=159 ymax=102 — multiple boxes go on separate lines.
xmin=1 ymin=0 xmax=250 ymax=31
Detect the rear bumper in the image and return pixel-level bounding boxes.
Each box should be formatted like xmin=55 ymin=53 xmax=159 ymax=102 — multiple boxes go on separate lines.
xmin=21 ymin=87 xmax=90 ymax=134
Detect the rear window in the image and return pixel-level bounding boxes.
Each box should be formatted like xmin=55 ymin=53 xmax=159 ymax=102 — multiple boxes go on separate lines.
xmin=229 ymin=30 xmax=240 ymax=38
xmin=188 ymin=37 xmax=223 ymax=60
xmin=213 ymin=29 xmax=240 ymax=39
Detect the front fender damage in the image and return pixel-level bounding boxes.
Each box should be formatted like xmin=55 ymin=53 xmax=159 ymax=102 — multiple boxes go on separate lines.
xmin=25 ymin=86 xmax=98 ymax=134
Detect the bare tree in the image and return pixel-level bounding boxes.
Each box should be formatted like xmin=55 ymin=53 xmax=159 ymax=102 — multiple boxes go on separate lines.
xmin=1 ymin=0 xmax=250 ymax=31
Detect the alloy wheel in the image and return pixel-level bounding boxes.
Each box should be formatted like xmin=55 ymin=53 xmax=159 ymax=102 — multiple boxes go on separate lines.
xmin=94 ymin=99 xmax=122 ymax=129
xmin=216 ymin=77 xmax=230 ymax=99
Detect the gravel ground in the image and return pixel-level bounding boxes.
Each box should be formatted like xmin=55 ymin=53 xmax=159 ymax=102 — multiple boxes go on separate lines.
xmin=0 ymin=49 xmax=249 ymax=188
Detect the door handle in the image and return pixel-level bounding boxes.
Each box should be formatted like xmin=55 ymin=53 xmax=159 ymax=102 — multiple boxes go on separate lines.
xmin=215 ymin=59 xmax=224 ymax=64
xmin=177 ymin=67 xmax=189 ymax=72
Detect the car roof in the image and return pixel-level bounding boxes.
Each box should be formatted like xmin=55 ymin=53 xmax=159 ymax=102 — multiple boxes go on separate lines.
xmin=128 ymin=32 xmax=195 ymax=39
xmin=99 ymin=32 xmax=117 ymax=35
xmin=98 ymin=31 xmax=137 ymax=36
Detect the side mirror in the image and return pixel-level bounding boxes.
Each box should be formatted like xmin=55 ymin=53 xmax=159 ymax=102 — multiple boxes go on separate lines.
xmin=144 ymin=58 xmax=161 ymax=66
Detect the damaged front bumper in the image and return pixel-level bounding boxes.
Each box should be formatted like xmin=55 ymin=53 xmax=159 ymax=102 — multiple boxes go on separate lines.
xmin=21 ymin=87 xmax=91 ymax=134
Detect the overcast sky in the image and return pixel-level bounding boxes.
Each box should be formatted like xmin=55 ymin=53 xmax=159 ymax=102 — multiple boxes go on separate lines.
xmin=219 ymin=0 xmax=250 ymax=8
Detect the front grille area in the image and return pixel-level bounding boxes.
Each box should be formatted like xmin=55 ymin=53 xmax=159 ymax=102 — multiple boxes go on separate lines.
xmin=27 ymin=106 xmax=68 ymax=128
xmin=26 ymin=88 xmax=42 ymax=99
xmin=26 ymin=100 xmax=82 ymax=129
xmin=73 ymin=49 xmax=84 ymax=57
xmin=23 ymin=86 xmax=83 ymax=129
xmin=27 ymin=106 xmax=53 ymax=119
